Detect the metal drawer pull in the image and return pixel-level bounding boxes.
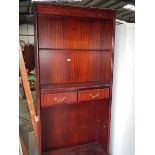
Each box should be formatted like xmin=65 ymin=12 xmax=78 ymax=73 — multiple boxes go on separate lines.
xmin=54 ymin=97 xmax=66 ymax=103
xmin=90 ymin=93 xmax=100 ymax=99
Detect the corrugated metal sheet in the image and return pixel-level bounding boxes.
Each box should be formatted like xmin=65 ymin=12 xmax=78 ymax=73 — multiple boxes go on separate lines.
xmin=19 ymin=0 xmax=135 ymax=24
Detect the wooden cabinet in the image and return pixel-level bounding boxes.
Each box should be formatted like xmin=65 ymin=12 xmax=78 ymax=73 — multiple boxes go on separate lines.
xmin=23 ymin=45 xmax=35 ymax=71
xmin=34 ymin=4 xmax=115 ymax=155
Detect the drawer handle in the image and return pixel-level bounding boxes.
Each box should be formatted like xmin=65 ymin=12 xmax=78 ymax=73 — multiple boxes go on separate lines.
xmin=54 ymin=97 xmax=66 ymax=103
xmin=90 ymin=93 xmax=100 ymax=99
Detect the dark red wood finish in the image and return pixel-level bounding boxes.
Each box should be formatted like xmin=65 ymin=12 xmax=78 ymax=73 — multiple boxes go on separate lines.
xmin=34 ymin=5 xmax=42 ymax=155
xmin=38 ymin=15 xmax=113 ymax=50
xmin=43 ymin=142 xmax=107 ymax=155
xmin=23 ymin=45 xmax=35 ymax=71
xmin=41 ymin=99 xmax=110 ymax=152
xmin=39 ymin=50 xmax=112 ymax=85
xmin=34 ymin=4 xmax=115 ymax=155
xmin=37 ymin=4 xmax=114 ymax=19
xmin=41 ymin=92 xmax=77 ymax=106
xmin=41 ymin=81 xmax=110 ymax=94
xmin=78 ymin=88 xmax=109 ymax=102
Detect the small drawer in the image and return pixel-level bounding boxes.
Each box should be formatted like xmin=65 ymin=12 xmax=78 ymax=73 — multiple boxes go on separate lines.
xmin=41 ymin=92 xmax=77 ymax=106
xmin=78 ymin=88 xmax=109 ymax=102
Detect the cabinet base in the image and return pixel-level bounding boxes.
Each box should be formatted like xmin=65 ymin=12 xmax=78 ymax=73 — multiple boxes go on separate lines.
xmin=43 ymin=142 xmax=107 ymax=155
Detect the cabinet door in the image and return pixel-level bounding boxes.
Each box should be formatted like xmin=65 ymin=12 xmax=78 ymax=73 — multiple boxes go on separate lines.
xmin=97 ymin=121 xmax=109 ymax=153
xmin=39 ymin=50 xmax=73 ymax=84
xmin=95 ymin=100 xmax=111 ymax=153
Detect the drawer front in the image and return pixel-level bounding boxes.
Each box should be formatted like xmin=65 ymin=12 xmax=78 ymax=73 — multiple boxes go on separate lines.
xmin=78 ymin=88 xmax=109 ymax=102
xmin=41 ymin=92 xmax=77 ymax=106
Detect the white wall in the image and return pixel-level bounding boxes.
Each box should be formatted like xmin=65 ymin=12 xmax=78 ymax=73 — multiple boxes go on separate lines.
xmin=110 ymin=24 xmax=135 ymax=155
xmin=19 ymin=24 xmax=34 ymax=45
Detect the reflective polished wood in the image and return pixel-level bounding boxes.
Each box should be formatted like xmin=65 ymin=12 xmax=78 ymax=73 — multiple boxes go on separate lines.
xmin=34 ymin=4 xmax=115 ymax=155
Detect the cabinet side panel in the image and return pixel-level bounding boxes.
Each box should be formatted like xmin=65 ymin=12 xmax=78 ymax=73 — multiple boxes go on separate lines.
xmin=34 ymin=6 xmax=42 ymax=155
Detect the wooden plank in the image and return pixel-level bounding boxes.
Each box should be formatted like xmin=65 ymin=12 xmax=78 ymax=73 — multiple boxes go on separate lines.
xmin=20 ymin=134 xmax=28 ymax=155
xmin=19 ymin=44 xmax=38 ymax=144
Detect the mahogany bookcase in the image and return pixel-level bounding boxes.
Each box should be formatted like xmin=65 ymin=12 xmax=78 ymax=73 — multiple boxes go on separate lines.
xmin=34 ymin=4 xmax=115 ymax=155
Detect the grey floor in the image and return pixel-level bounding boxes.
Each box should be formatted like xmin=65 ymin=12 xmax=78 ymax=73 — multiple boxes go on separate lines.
xmin=19 ymin=90 xmax=38 ymax=155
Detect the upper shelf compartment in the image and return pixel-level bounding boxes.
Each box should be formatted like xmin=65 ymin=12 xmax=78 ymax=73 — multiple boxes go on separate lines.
xmin=39 ymin=50 xmax=112 ymax=85
xmin=38 ymin=15 xmax=114 ymax=50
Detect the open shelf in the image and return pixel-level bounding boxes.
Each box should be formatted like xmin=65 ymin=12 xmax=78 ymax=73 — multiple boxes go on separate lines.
xmin=43 ymin=142 xmax=107 ymax=155
xmin=41 ymin=81 xmax=110 ymax=94
xmin=39 ymin=48 xmax=112 ymax=51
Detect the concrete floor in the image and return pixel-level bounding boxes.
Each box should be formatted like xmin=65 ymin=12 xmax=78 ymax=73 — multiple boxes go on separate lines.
xmin=19 ymin=90 xmax=38 ymax=155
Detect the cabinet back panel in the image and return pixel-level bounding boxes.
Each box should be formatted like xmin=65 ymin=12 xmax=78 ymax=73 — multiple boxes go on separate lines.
xmin=41 ymin=100 xmax=110 ymax=151
xmin=100 ymin=51 xmax=112 ymax=83
xmin=38 ymin=15 xmax=113 ymax=50
xmin=39 ymin=50 xmax=112 ymax=84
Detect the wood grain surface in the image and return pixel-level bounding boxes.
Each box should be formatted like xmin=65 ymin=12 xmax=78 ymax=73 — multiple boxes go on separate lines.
xmin=34 ymin=4 xmax=115 ymax=155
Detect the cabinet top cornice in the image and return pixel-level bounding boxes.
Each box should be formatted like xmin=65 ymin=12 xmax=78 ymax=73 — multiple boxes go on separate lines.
xmin=33 ymin=3 xmax=115 ymax=20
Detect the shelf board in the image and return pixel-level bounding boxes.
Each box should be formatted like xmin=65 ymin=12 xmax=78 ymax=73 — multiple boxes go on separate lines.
xmin=41 ymin=81 xmax=110 ymax=94
xmin=43 ymin=142 xmax=107 ymax=155
xmin=39 ymin=48 xmax=112 ymax=52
